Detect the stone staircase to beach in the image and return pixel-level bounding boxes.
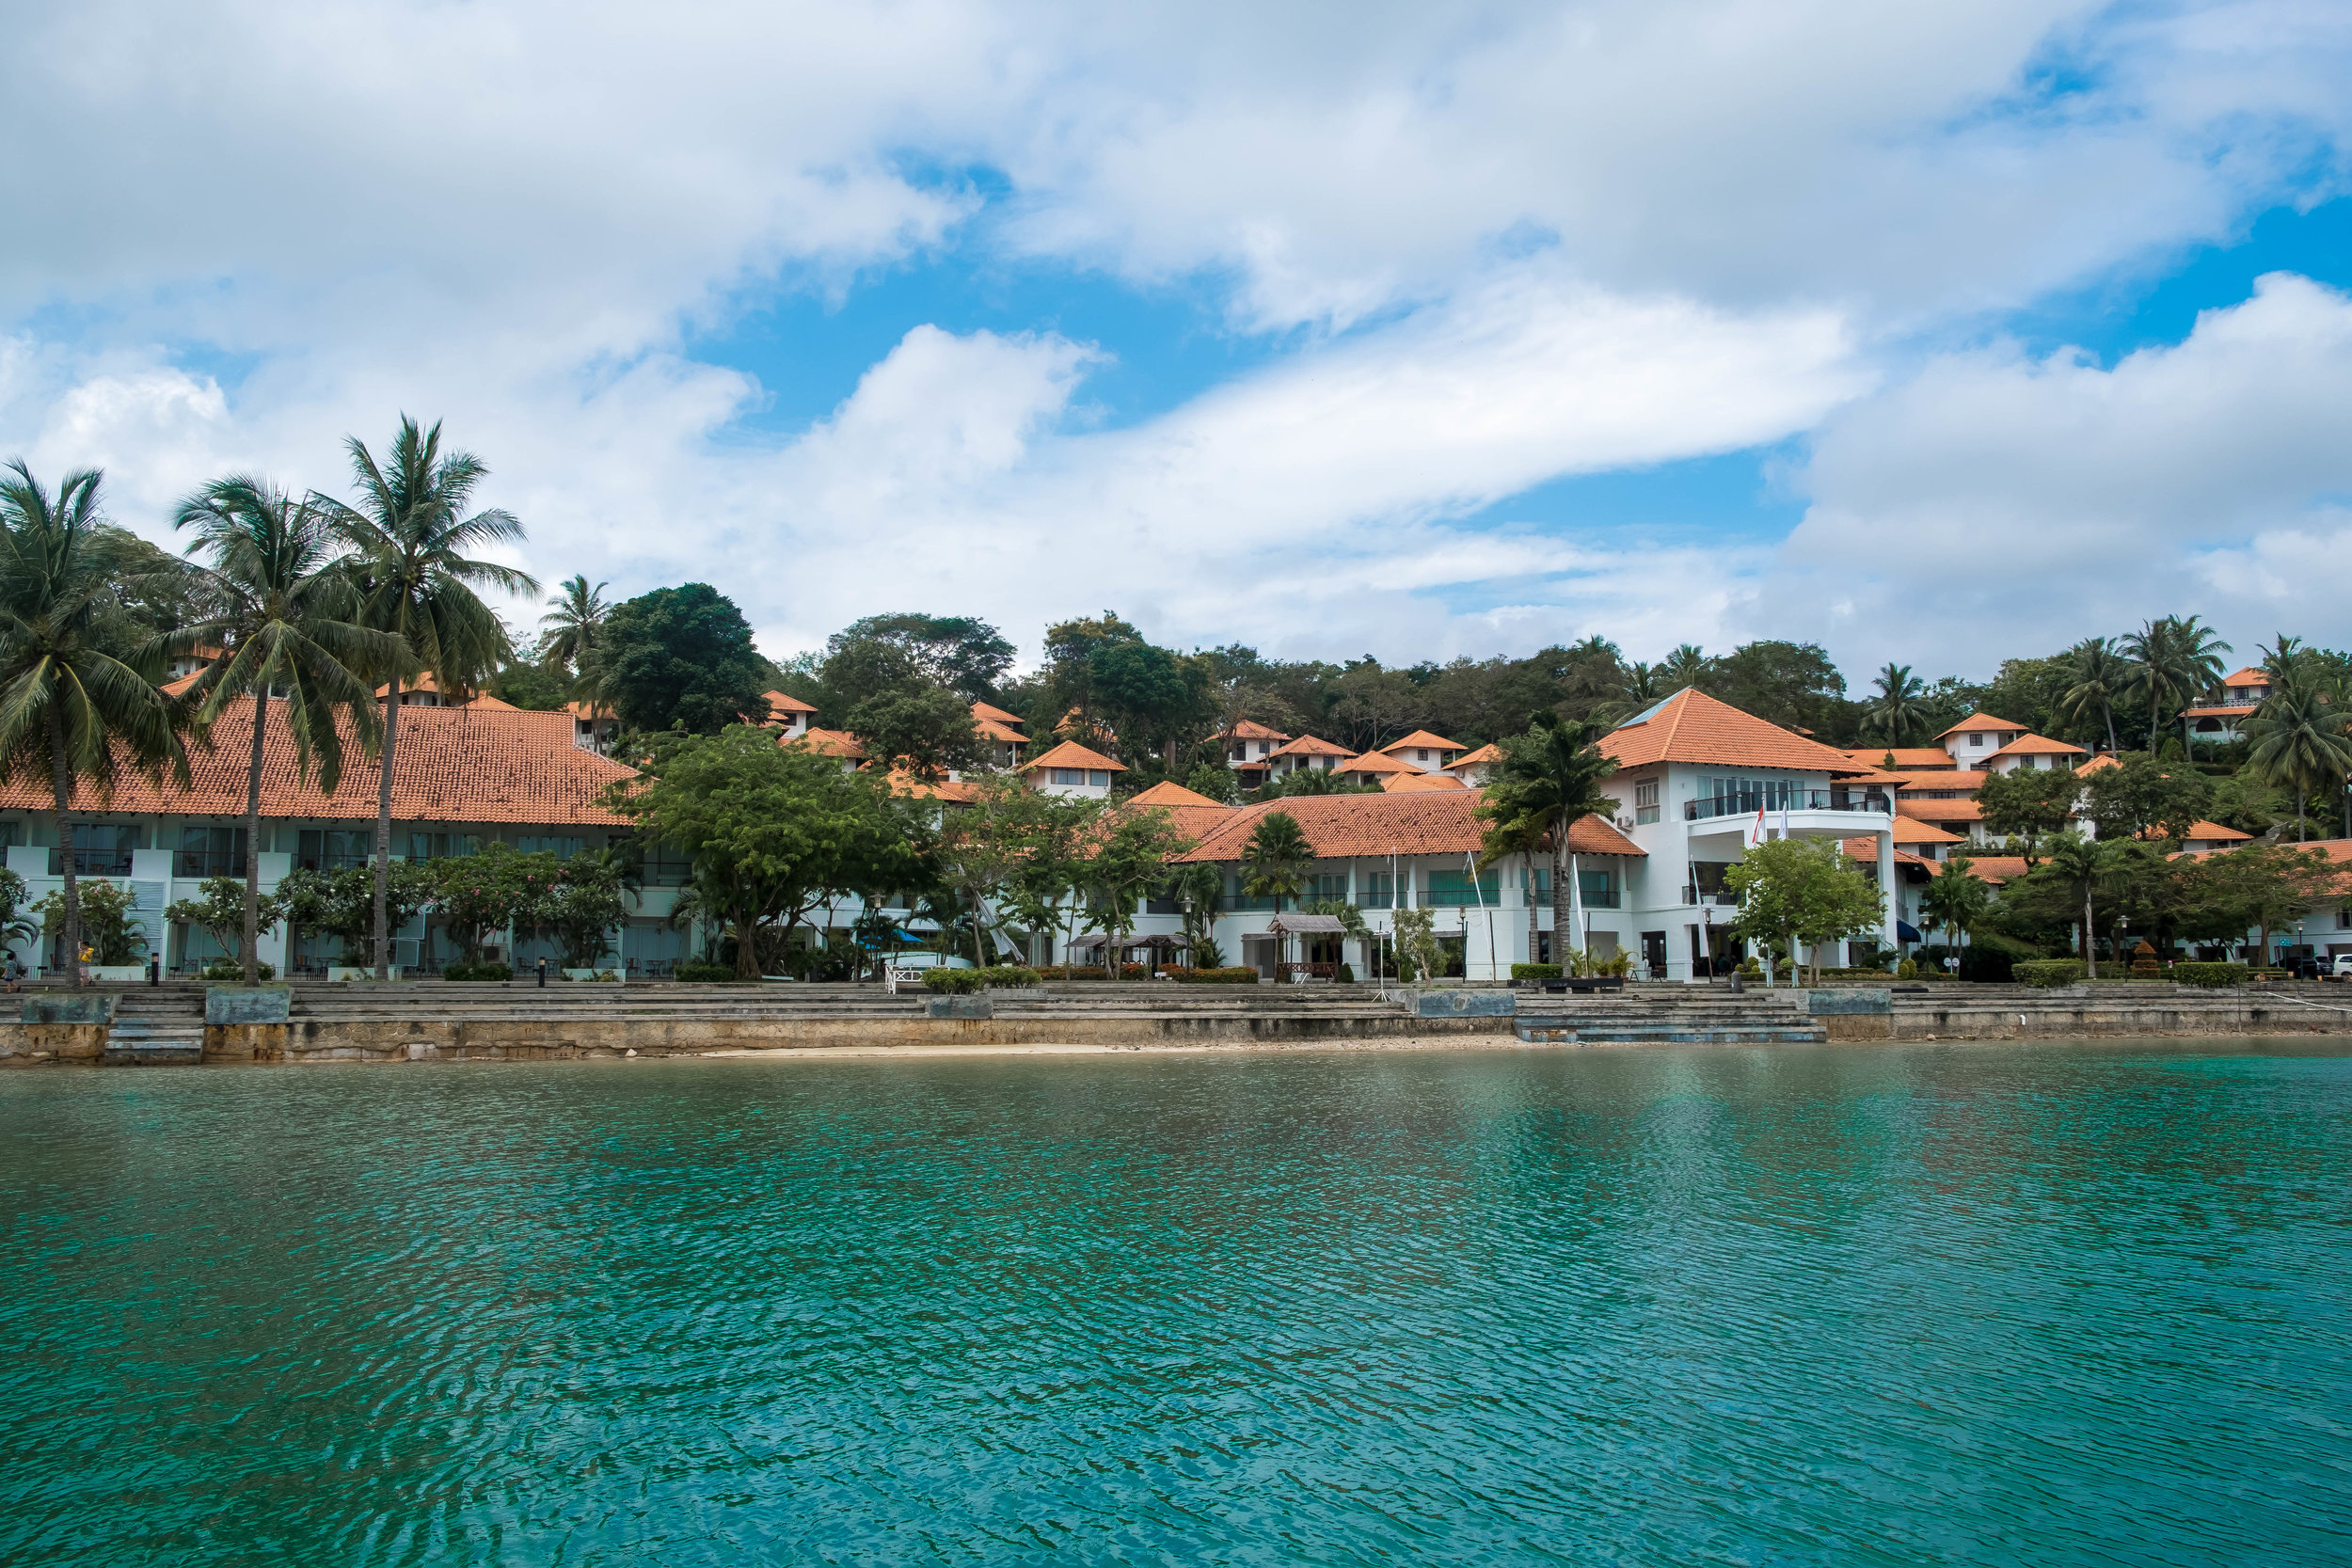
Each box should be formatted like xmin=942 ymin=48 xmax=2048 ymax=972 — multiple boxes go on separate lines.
xmin=102 ymin=988 xmax=208 ymax=1065
xmin=1512 ymin=988 xmax=1826 ymax=1045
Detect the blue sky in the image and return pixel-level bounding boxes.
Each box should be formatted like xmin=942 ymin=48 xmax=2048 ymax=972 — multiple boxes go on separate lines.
xmin=3 ymin=1 xmax=2350 ymax=684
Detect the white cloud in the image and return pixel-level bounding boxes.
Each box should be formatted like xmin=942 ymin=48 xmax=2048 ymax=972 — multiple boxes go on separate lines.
xmin=1772 ymin=272 xmax=2352 ymax=668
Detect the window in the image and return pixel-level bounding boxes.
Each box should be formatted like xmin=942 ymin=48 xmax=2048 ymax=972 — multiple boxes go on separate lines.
xmin=405 ymin=832 xmax=479 ymax=862
xmin=638 ymin=842 xmax=692 ymax=886
xmin=1309 ymin=871 xmax=1350 ymax=903
xmin=293 ymin=828 xmax=368 ymax=872
xmin=1258 ymin=742 xmax=1270 ymax=757
xmin=53 ymin=822 xmax=138 ymax=876
xmin=1970 ymin=733 xmax=1986 ymax=747
xmin=1359 ymin=871 xmax=1394 ymax=910
xmin=1635 ymin=779 xmax=1660 ymax=824
xmin=1425 ymin=868 xmax=1501 ymax=907
xmin=1416 ymin=750 xmax=1429 ymax=762
xmin=515 ymin=834 xmax=584 ymax=861
xmin=1050 ymin=768 xmax=1084 ymax=785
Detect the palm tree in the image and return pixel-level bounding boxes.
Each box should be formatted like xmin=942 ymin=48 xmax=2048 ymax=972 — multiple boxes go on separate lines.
xmin=1616 ymin=660 xmax=1664 ymax=710
xmin=171 ymin=478 xmax=402 ymax=983
xmin=0 ymin=463 xmax=186 ymax=987
xmin=316 ymin=418 xmax=536 ymax=978
xmin=1661 ymin=643 xmax=1711 ymax=690
xmin=538 ymin=574 xmax=610 ymax=681
xmin=2058 ymin=637 xmax=2125 ymax=753
xmin=1864 ymin=662 xmax=1929 ymax=746
xmin=2244 ymin=681 xmax=2352 ymax=843
xmin=2122 ymin=615 xmax=2232 ymax=754
xmin=1920 ymin=857 xmax=1991 ymax=958
xmin=2039 ymin=831 xmax=2125 ymax=977
xmin=1475 ymin=711 xmax=1620 ymax=970
xmin=1241 ymin=810 xmax=1314 ymax=974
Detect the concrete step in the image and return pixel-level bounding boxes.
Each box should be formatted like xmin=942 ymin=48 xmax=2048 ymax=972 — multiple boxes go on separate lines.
xmin=102 ymin=1022 xmax=206 ymax=1064
xmin=1517 ymin=1022 xmax=1828 ymax=1045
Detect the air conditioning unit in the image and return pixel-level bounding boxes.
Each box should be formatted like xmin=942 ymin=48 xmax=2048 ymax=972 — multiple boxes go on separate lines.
xmin=1617 ymin=816 xmax=1635 ymax=832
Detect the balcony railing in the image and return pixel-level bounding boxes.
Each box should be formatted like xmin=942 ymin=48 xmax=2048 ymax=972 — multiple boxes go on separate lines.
xmin=1686 ymin=791 xmax=1891 ymax=821
xmin=1525 ymin=889 xmax=1621 ymax=908
xmin=173 ymin=850 xmax=249 ymax=878
xmin=49 ymin=848 xmax=134 ymax=876
xmin=1680 ymin=888 xmax=1740 ymax=907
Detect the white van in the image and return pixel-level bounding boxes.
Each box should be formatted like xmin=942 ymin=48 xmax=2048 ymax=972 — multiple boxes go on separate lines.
xmin=2329 ymin=954 xmax=2352 ymax=979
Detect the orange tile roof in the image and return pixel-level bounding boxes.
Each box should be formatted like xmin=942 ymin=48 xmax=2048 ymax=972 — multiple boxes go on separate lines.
xmin=1173 ymin=792 xmax=1643 ymax=864
xmin=161 ymin=672 xmax=200 ymax=698
xmin=1872 ymin=769 xmax=1981 ymax=791
xmin=1223 ymin=720 xmax=1292 ymax=742
xmin=1605 ymin=688 xmax=1865 ymax=774
xmin=886 ymin=770 xmax=981 ymax=804
xmin=1127 ymin=780 xmax=1229 ymax=809
xmin=0 ymin=699 xmax=634 ymax=826
xmin=1382 ymin=770 xmax=1468 ymax=793
xmin=2075 ymin=754 xmax=2122 ymax=776
xmin=1887 ymin=816 xmax=1966 ymax=846
xmin=970 ymin=701 xmax=1025 ymax=727
xmin=1933 ymin=712 xmax=2027 ymax=738
xmin=760 ymin=689 xmax=818 ymax=717
xmin=2139 ymin=818 xmax=2252 ymax=844
xmin=1838 ymin=747 xmax=1956 ymax=769
xmin=1446 ymin=743 xmax=1502 ymax=771
xmin=975 ymin=717 xmax=1027 ymax=745
xmin=1956 ymin=855 xmax=2030 ymax=884
xmin=1841 ymin=836 xmax=1941 ymax=868
xmin=1986 ymin=733 xmax=2087 ymax=758
xmin=1898 ymin=796 xmax=1984 ymax=822
xmin=1267 ymin=733 xmax=1353 ymax=759
xmin=2181 ymin=705 xmax=2258 ymax=720
xmin=1017 ymin=739 xmax=1125 ymax=773
xmin=2220 ymin=667 xmax=2266 ymax=688
xmin=1334 ymin=750 xmax=1417 ymax=776
xmin=1379 ymin=729 xmax=1466 ymax=754
xmin=789 ymin=726 xmax=868 ymax=761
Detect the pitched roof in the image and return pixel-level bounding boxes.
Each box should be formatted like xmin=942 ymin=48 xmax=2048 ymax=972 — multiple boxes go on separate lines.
xmin=1267 ymin=734 xmax=1353 ymax=759
xmin=970 ymin=701 xmax=1025 ymax=727
xmin=1223 ymin=720 xmax=1292 ymax=742
xmin=1378 ymin=729 xmax=1466 ymax=754
xmin=1842 ymin=836 xmax=1942 ymax=867
xmin=1986 ymin=733 xmax=2088 ymax=759
xmin=1334 ymin=750 xmax=1417 ymax=776
xmin=1876 ymin=771 xmax=1981 ymax=794
xmin=789 ymin=726 xmax=868 ymax=760
xmin=975 ymin=717 xmax=1028 ymax=745
xmin=1446 ymin=743 xmax=1502 ymax=771
xmin=2221 ymin=667 xmax=2267 ymax=688
xmin=1898 ymin=796 xmax=1984 ymax=822
xmin=2075 ymin=753 xmax=2122 ymax=776
xmin=0 ymin=699 xmax=634 ymax=826
xmin=1887 ymin=815 xmax=1966 ymax=846
xmin=2140 ymin=818 xmax=2252 ymax=844
xmin=1838 ymin=747 xmax=1957 ymax=770
xmin=1127 ymin=780 xmax=1229 ymax=809
xmin=1017 ymin=739 xmax=1125 ymax=773
xmin=2181 ymin=704 xmax=2259 ymax=719
xmin=1957 ymin=855 xmax=2031 ymax=884
xmin=1933 ymin=712 xmax=2027 ymax=739
xmin=1604 ymin=688 xmax=1864 ymax=774
xmin=1382 ymin=770 xmax=1468 ymax=793
xmin=1172 ymin=791 xmax=1643 ymax=863
xmin=759 ymin=689 xmax=818 ymax=718
xmin=887 ymin=770 xmax=981 ymax=804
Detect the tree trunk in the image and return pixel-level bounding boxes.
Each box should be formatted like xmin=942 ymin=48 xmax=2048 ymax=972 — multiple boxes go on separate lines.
xmin=243 ymin=686 xmax=269 ymax=985
xmin=2104 ymin=705 xmax=2117 ymax=755
xmin=2297 ymin=786 xmax=2307 ymax=843
xmin=735 ymin=910 xmax=761 ymax=981
xmin=970 ymin=887 xmax=986 ymax=967
xmin=47 ymin=712 xmax=80 ymax=990
xmin=2083 ymin=888 xmax=2096 ymax=979
xmin=1550 ymin=820 xmax=1570 ymax=972
xmin=373 ymin=677 xmax=402 ymax=978
xmin=1526 ymin=850 xmax=1539 ymax=965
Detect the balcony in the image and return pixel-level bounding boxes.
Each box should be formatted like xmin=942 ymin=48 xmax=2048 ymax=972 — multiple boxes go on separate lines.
xmin=1685 ymin=790 xmax=1891 ymax=821
xmin=1526 ymin=889 xmax=1621 ymax=908
xmin=173 ymin=850 xmax=249 ymax=878
xmin=1679 ymin=887 xmax=1740 ymax=907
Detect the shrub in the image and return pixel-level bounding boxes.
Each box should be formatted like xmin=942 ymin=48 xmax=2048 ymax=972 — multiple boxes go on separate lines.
xmin=1165 ymin=966 xmax=1260 ymax=984
xmin=2013 ymin=959 xmax=2087 ymax=989
xmin=675 ymin=961 xmax=739 ymax=983
xmin=2172 ymin=961 xmax=2250 ymax=990
xmin=1512 ymin=963 xmax=1564 ymax=980
xmin=922 ymin=965 xmax=1043 ymax=994
xmin=202 ymin=959 xmax=276 ymax=981
xmin=1337 ymin=963 xmax=1354 ymax=983
xmin=1895 ymin=958 xmax=1918 ymax=980
xmin=442 ymin=962 xmax=514 ymax=982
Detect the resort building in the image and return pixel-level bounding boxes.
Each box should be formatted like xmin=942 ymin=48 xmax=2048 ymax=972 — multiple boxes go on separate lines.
xmin=760 ymin=690 xmax=818 ymax=738
xmin=1377 ymin=730 xmax=1468 ymax=772
xmin=1444 ymin=744 xmax=1501 ymax=786
xmin=1935 ymin=713 xmax=2029 ymax=768
xmin=1017 ymin=740 xmax=1124 ymax=799
xmin=1263 ymin=734 xmax=1353 ymax=780
xmin=2182 ymin=667 xmax=2271 ymax=744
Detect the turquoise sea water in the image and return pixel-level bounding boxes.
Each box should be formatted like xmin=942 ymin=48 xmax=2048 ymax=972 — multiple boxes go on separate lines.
xmin=2 ymin=1043 xmax=2347 ymax=1566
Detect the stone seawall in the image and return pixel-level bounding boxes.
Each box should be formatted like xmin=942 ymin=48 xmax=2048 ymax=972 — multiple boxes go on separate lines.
xmin=1894 ymin=990 xmax=2352 ymax=1039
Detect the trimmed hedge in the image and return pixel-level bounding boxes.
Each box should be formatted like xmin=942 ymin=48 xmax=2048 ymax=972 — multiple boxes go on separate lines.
xmin=442 ymin=962 xmax=513 ymax=982
xmin=675 ymin=961 xmax=741 ymax=983
xmin=203 ymin=959 xmax=275 ymax=980
xmin=1512 ymin=963 xmax=1564 ymax=980
xmin=921 ymin=965 xmax=1043 ymax=994
xmin=2172 ymin=961 xmax=2250 ymax=989
xmin=1168 ymin=966 xmax=1260 ymax=984
xmin=2013 ymin=959 xmax=2087 ymax=989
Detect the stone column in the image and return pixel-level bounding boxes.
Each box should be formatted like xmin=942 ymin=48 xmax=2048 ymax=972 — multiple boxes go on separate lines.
xmin=1877 ymin=827 xmax=1899 ymax=952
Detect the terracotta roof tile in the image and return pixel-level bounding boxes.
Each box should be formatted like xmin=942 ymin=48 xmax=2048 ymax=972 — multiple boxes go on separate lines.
xmin=1382 ymin=770 xmax=1467 ymax=793
xmin=0 ymin=699 xmax=634 ymax=826
xmin=1932 ymin=712 xmax=2027 ymax=738
xmin=1222 ymin=720 xmax=1292 ymax=741
xmin=2181 ymin=705 xmax=2258 ymax=719
xmin=1379 ymin=729 xmax=1466 ymax=754
xmin=1334 ymin=750 xmax=1417 ymax=776
xmin=789 ymin=727 xmax=868 ymax=760
xmin=1838 ymin=746 xmax=1957 ymax=769
xmin=1957 ymin=855 xmax=2031 ymax=883
xmin=1898 ymin=796 xmax=1985 ymax=822
xmin=1605 ymin=688 xmax=1863 ymax=773
xmin=1446 ymin=743 xmax=1501 ymax=771
xmin=975 ymin=717 xmax=1028 ymax=744
xmin=2139 ymin=818 xmax=2252 ymax=843
xmin=2220 ymin=667 xmax=2266 ymax=688
xmin=1018 ymin=739 xmax=1125 ymax=773
xmin=1127 ymin=780 xmax=1229 ymax=809
xmin=1267 ymin=734 xmax=1353 ymax=759
xmin=760 ymin=689 xmax=818 ymax=718
xmin=1985 ymin=733 xmax=2087 ymax=758
xmin=970 ymin=701 xmax=1025 ymax=727
xmin=2075 ymin=754 xmax=2122 ymax=776
xmin=1173 ymin=791 xmax=1643 ymax=863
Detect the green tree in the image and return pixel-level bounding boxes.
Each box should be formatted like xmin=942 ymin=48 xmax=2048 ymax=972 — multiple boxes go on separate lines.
xmin=2081 ymin=752 xmax=2213 ymax=843
xmin=0 ymin=462 xmax=186 ymax=987
xmin=1976 ymin=766 xmax=2082 ymax=842
xmin=1391 ymin=906 xmax=1441 ymax=983
xmin=2058 ymin=637 xmax=2127 ymax=753
xmin=2030 ymin=831 xmax=2130 ymax=976
xmin=1863 ymin=662 xmax=1930 ymax=745
xmin=1711 ymin=641 xmax=1851 ymax=739
xmin=1725 ymin=835 xmax=1886 ymax=984
xmin=320 ymin=417 xmax=536 ymax=979
xmin=537 ymin=575 xmax=610 ymax=680
xmin=1475 ymin=711 xmax=1620 ymax=971
xmin=278 ymin=861 xmax=436 ymax=969
xmin=1079 ymin=804 xmax=1197 ymax=973
xmin=432 ymin=844 xmax=561 ymax=965
xmin=599 ymin=582 xmax=772 ymax=736
xmin=172 ymin=477 xmax=397 ymax=984
xmin=844 ymin=682 xmax=985 ymax=782
xmin=1239 ymin=810 xmax=1313 ymax=911
xmin=827 ymin=612 xmax=1015 ymax=704
xmin=2192 ymin=842 xmax=2342 ymax=966
xmin=614 ymin=725 xmax=923 ymax=980
xmin=1661 ymin=643 xmax=1713 ymax=690
xmin=166 ymin=876 xmax=286 ymax=976
xmin=0 ymin=866 xmax=38 ymax=958
xmin=2121 ymin=615 xmax=2231 ymax=753
xmin=541 ymin=856 xmax=628 ymax=970
xmin=35 ymin=878 xmax=147 ymax=967
xmin=1917 ymin=856 xmax=1992 ymax=958
xmin=2243 ymin=680 xmax=2352 ymax=843
xmin=932 ymin=774 xmax=1063 ymax=966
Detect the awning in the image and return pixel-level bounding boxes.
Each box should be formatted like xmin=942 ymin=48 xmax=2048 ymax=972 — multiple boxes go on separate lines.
xmin=1267 ymin=913 xmax=1347 ymax=934
xmin=1066 ymin=933 xmax=1107 ymax=951
xmin=1898 ymin=920 xmax=1921 ymax=943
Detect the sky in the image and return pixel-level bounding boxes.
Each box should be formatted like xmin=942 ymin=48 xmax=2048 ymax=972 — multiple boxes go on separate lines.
xmin=4 ymin=0 xmax=2351 ymax=685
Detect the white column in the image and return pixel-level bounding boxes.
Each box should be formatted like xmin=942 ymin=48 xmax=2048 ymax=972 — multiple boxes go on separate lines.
xmin=1877 ymin=828 xmax=1898 ymax=951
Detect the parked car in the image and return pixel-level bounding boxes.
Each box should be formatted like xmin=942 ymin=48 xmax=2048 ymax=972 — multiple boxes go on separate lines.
xmin=2329 ymin=954 xmax=2352 ymax=979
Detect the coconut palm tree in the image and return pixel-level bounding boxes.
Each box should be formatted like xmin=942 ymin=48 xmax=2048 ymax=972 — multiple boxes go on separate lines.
xmin=1475 ymin=711 xmax=1621 ymax=972
xmin=316 ymin=417 xmax=536 ymax=978
xmin=1920 ymin=857 xmax=1991 ymax=958
xmin=2122 ymin=615 xmax=2232 ymax=754
xmin=0 ymin=463 xmax=186 ymax=987
xmin=2058 ymin=637 xmax=2126 ymax=753
xmin=1241 ymin=809 xmax=1314 ymax=974
xmin=2244 ymin=680 xmax=2352 ymax=843
xmin=1864 ymin=661 xmax=1929 ymax=746
xmin=2038 ymin=831 xmax=2128 ymax=977
xmin=537 ymin=574 xmax=610 ymax=682
xmin=1661 ymin=643 xmax=1711 ymax=690
xmin=170 ymin=478 xmax=404 ymax=983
